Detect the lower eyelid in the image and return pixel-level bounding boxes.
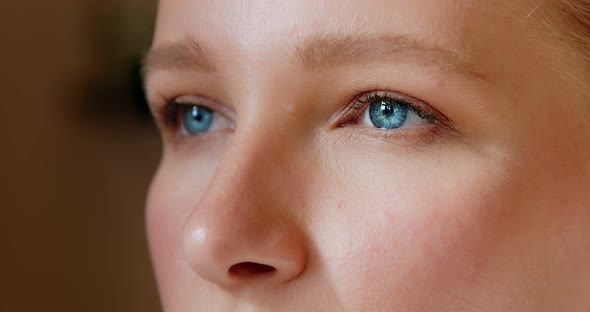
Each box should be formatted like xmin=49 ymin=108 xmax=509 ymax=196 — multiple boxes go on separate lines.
xmin=347 ymin=123 xmax=447 ymax=146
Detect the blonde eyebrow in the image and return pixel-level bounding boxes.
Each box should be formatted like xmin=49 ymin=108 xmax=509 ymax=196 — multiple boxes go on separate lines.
xmin=142 ymin=34 xmax=486 ymax=81
xmin=291 ymin=33 xmax=486 ymax=80
xmin=142 ymin=38 xmax=216 ymax=75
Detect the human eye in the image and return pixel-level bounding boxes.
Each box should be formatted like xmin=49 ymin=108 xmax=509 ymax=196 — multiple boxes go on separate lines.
xmin=338 ymin=91 xmax=455 ymax=141
xmin=156 ymin=95 xmax=234 ymax=139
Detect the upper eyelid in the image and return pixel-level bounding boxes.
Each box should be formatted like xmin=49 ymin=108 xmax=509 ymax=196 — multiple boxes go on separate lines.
xmin=354 ymin=92 xmax=419 ymax=111
xmin=351 ymin=91 xmax=427 ymax=118
xmin=167 ymin=95 xmax=236 ymax=120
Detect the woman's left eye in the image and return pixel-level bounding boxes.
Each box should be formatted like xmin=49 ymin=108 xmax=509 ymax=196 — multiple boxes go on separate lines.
xmin=360 ymin=96 xmax=429 ymax=130
xmin=337 ymin=91 xmax=448 ymax=134
xmin=335 ymin=91 xmax=455 ymax=141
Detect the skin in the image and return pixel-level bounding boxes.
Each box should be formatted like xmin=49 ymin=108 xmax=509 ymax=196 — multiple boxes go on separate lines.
xmin=143 ymin=0 xmax=590 ymax=311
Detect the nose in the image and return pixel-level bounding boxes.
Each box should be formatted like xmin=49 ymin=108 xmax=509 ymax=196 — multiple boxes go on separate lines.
xmin=182 ymin=134 xmax=308 ymax=290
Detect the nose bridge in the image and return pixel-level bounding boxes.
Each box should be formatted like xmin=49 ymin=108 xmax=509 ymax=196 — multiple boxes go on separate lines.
xmin=208 ymin=124 xmax=293 ymax=219
xmin=209 ymin=88 xmax=306 ymax=213
xmin=183 ymin=124 xmax=307 ymax=289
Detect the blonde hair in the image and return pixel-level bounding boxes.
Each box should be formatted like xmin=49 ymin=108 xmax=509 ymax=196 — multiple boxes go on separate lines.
xmin=556 ymin=0 xmax=590 ymax=61
xmin=530 ymin=0 xmax=590 ymax=94
xmin=530 ymin=1 xmax=590 ymax=65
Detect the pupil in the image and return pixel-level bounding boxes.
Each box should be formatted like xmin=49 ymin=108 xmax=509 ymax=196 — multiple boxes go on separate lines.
xmin=192 ymin=106 xmax=204 ymax=122
xmin=381 ymin=102 xmax=394 ymax=116
xmin=192 ymin=107 xmax=204 ymax=121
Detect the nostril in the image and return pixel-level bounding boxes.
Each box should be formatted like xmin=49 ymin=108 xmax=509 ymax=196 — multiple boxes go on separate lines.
xmin=228 ymin=262 xmax=276 ymax=278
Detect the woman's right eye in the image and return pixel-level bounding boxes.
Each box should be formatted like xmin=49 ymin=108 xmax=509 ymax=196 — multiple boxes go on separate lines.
xmin=164 ymin=98 xmax=234 ymax=137
xmin=181 ymin=105 xmax=215 ymax=135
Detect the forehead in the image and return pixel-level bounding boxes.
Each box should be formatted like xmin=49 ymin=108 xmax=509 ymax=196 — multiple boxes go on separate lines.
xmin=153 ymin=0 xmax=536 ymax=48
xmin=151 ymin=0 xmax=550 ymax=94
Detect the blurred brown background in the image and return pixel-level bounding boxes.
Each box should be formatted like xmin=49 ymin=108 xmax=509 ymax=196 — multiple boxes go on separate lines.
xmin=0 ymin=1 xmax=162 ymax=311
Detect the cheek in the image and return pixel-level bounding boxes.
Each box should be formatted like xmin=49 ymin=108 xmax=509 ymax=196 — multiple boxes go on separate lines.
xmin=310 ymin=148 xmax=515 ymax=309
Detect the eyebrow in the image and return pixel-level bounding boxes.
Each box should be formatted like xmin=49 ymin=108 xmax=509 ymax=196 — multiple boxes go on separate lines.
xmin=143 ymin=34 xmax=485 ymax=80
xmin=292 ymin=33 xmax=485 ymax=79
xmin=143 ymin=38 xmax=216 ymax=74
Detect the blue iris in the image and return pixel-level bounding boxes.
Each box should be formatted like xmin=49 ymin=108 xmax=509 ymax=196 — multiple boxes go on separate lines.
xmin=369 ymin=100 xmax=408 ymax=129
xmin=182 ymin=105 xmax=214 ymax=135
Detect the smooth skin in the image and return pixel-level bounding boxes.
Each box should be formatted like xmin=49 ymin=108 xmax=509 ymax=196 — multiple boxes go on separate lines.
xmin=143 ymin=0 xmax=590 ymax=311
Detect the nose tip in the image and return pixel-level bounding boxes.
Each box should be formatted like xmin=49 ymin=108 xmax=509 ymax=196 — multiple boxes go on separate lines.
xmin=183 ymin=223 xmax=307 ymax=290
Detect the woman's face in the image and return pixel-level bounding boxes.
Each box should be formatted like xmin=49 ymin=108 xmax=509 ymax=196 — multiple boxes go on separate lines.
xmin=144 ymin=0 xmax=590 ymax=310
